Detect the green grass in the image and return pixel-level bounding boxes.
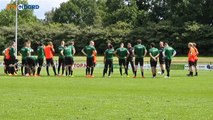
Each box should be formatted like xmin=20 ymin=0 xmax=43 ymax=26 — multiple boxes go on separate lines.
xmin=0 ymin=68 xmax=213 ymax=120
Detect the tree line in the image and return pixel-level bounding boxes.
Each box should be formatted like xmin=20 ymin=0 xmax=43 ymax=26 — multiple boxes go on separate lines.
xmin=0 ymin=0 xmax=212 ymax=55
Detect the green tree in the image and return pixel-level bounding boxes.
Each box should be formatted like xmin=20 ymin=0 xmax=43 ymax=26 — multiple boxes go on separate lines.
xmin=52 ymin=0 xmax=101 ymax=26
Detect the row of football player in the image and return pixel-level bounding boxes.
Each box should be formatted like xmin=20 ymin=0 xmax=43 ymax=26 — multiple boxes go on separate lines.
xmin=2 ymin=40 xmax=198 ymax=78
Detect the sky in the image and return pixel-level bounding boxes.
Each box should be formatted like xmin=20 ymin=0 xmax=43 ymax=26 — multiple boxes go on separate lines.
xmin=0 ymin=0 xmax=69 ymax=19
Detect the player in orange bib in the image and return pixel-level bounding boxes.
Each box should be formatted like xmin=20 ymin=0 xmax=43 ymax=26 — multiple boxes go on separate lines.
xmin=44 ymin=42 xmax=57 ymax=76
xmin=2 ymin=47 xmax=11 ymax=74
xmin=187 ymin=42 xmax=196 ymax=77
xmin=193 ymin=43 xmax=199 ymax=76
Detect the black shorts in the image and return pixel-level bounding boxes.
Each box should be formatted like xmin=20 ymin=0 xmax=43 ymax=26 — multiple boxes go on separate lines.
xmin=46 ymin=58 xmax=54 ymax=66
xmin=65 ymin=57 xmax=74 ymax=65
xmin=4 ymin=58 xmax=10 ymax=66
xmin=150 ymin=60 xmax=157 ymax=67
xmin=22 ymin=59 xmax=27 ymax=66
xmin=105 ymin=59 xmax=113 ymax=68
xmin=58 ymin=57 xmax=65 ymax=64
xmin=135 ymin=58 xmax=144 ymax=66
xmin=159 ymin=57 xmax=165 ymax=64
xmin=87 ymin=57 xmax=94 ymax=67
xmin=37 ymin=58 xmax=44 ymax=66
xmin=119 ymin=59 xmax=126 ymax=66
xmin=26 ymin=57 xmax=36 ymax=67
xmin=194 ymin=60 xmax=198 ymax=66
xmin=188 ymin=61 xmax=195 ymax=67
xmin=9 ymin=56 xmax=16 ymax=65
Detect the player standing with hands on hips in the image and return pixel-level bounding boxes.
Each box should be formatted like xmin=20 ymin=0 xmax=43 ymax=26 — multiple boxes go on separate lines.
xmin=81 ymin=41 xmax=97 ymax=78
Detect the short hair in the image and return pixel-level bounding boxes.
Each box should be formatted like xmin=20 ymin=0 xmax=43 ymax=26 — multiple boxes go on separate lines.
xmin=120 ymin=42 xmax=124 ymax=46
xmin=70 ymin=41 xmax=74 ymax=45
xmin=38 ymin=41 xmax=43 ymax=46
xmin=10 ymin=41 xmax=15 ymax=46
xmin=188 ymin=42 xmax=193 ymax=47
xmin=150 ymin=42 xmax=155 ymax=47
xmin=48 ymin=42 xmax=53 ymax=45
xmin=137 ymin=39 xmax=142 ymax=44
xmin=108 ymin=44 xmax=113 ymax=49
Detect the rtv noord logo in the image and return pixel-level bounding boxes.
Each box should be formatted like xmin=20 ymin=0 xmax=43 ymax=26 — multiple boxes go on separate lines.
xmin=6 ymin=4 xmax=39 ymax=10
xmin=17 ymin=4 xmax=39 ymax=10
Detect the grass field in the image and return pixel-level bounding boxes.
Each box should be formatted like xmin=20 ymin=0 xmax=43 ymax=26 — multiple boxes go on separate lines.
xmin=0 ymin=66 xmax=213 ymax=119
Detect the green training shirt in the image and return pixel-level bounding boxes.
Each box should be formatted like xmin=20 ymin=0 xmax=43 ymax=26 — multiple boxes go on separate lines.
xmin=134 ymin=44 xmax=147 ymax=58
xmin=105 ymin=49 xmax=114 ymax=60
xmin=83 ymin=45 xmax=96 ymax=58
xmin=20 ymin=47 xmax=28 ymax=60
xmin=37 ymin=46 xmax=44 ymax=59
xmin=163 ymin=46 xmax=175 ymax=60
xmin=149 ymin=47 xmax=159 ymax=61
xmin=116 ymin=47 xmax=128 ymax=60
xmin=9 ymin=47 xmax=15 ymax=57
xmin=58 ymin=46 xmax=65 ymax=58
xmin=64 ymin=47 xmax=72 ymax=57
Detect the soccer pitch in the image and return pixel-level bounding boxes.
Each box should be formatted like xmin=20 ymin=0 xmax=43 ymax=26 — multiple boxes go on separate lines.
xmin=0 ymin=68 xmax=213 ymax=120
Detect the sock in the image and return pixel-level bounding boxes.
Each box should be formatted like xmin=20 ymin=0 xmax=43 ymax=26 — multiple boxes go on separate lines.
xmin=66 ymin=68 xmax=68 ymax=76
xmin=71 ymin=70 xmax=73 ymax=75
xmin=134 ymin=71 xmax=137 ymax=76
xmin=108 ymin=70 xmax=111 ymax=76
xmin=91 ymin=67 xmax=94 ymax=76
xmin=86 ymin=68 xmax=88 ymax=75
xmin=62 ymin=67 xmax=65 ymax=75
xmin=167 ymin=70 xmax=170 ymax=77
xmin=125 ymin=68 xmax=128 ymax=75
xmin=53 ymin=66 xmax=57 ymax=75
xmin=68 ymin=67 xmax=71 ymax=75
xmin=46 ymin=66 xmax=50 ymax=76
xmin=21 ymin=66 xmax=24 ymax=75
xmin=58 ymin=66 xmax=60 ymax=74
xmin=141 ymin=72 xmax=144 ymax=76
xmin=119 ymin=67 xmax=122 ymax=76
xmin=88 ymin=68 xmax=91 ymax=75
xmin=103 ymin=68 xmax=107 ymax=77
xmin=162 ymin=70 xmax=165 ymax=74
xmin=37 ymin=67 xmax=41 ymax=75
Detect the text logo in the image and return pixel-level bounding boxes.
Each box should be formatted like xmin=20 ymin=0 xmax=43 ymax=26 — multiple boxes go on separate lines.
xmin=6 ymin=4 xmax=39 ymax=10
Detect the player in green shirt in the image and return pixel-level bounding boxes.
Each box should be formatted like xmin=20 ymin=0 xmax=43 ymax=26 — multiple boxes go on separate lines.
xmin=149 ymin=43 xmax=159 ymax=78
xmin=19 ymin=42 xmax=28 ymax=76
xmin=36 ymin=42 xmax=45 ymax=76
xmin=159 ymin=41 xmax=165 ymax=75
xmin=103 ymin=44 xmax=114 ymax=77
xmin=114 ymin=43 xmax=129 ymax=77
xmin=81 ymin=41 xmax=97 ymax=78
xmin=61 ymin=41 xmax=76 ymax=77
xmin=133 ymin=39 xmax=147 ymax=78
xmin=58 ymin=41 xmax=65 ymax=75
xmin=8 ymin=41 xmax=16 ymax=75
xmin=162 ymin=43 xmax=176 ymax=78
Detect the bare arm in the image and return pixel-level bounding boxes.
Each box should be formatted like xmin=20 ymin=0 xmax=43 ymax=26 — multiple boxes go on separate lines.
xmin=73 ymin=48 xmax=76 ymax=55
xmin=81 ymin=49 xmax=87 ymax=56
xmin=173 ymin=50 xmax=176 ymax=57
xmin=60 ymin=50 xmax=64 ymax=56
xmin=144 ymin=49 xmax=147 ymax=57
xmin=126 ymin=51 xmax=130 ymax=58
